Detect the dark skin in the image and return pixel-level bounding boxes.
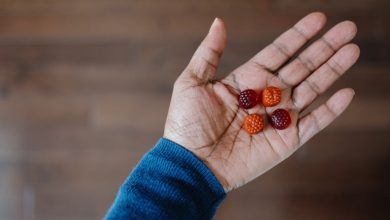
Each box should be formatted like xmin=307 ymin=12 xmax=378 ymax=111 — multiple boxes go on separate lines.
xmin=164 ymin=12 xmax=360 ymax=191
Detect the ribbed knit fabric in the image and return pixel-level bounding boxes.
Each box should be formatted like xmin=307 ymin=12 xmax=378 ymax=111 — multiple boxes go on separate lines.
xmin=105 ymin=138 xmax=226 ymax=220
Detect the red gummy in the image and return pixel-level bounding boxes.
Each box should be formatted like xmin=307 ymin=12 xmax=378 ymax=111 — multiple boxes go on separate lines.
xmin=270 ymin=109 xmax=291 ymax=130
xmin=238 ymin=89 xmax=258 ymax=109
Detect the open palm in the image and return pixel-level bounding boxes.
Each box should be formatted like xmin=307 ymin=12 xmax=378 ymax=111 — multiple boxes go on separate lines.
xmin=164 ymin=12 xmax=360 ymax=192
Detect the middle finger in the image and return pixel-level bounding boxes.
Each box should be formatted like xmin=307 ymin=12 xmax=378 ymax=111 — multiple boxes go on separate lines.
xmin=277 ymin=20 xmax=357 ymax=87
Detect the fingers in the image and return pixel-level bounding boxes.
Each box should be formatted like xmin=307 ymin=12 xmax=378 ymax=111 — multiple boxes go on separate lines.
xmin=182 ymin=18 xmax=227 ymax=82
xmin=292 ymin=44 xmax=360 ymax=111
xmin=298 ymin=88 xmax=355 ymax=145
xmin=249 ymin=12 xmax=326 ymax=72
xmin=278 ymin=20 xmax=357 ymax=87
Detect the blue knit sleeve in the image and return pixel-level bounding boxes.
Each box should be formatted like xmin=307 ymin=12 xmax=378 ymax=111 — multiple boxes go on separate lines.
xmin=105 ymin=138 xmax=226 ymax=220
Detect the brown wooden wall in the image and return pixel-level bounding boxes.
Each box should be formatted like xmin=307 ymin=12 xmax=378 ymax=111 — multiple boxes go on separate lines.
xmin=0 ymin=0 xmax=389 ymax=219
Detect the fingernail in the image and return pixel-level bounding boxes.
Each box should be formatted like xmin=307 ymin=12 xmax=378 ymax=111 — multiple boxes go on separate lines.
xmin=348 ymin=88 xmax=356 ymax=96
xmin=210 ymin=17 xmax=220 ymax=31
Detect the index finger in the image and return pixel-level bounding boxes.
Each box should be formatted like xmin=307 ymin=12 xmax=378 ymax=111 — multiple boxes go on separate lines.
xmin=250 ymin=12 xmax=327 ymax=72
xmin=223 ymin=12 xmax=327 ymax=90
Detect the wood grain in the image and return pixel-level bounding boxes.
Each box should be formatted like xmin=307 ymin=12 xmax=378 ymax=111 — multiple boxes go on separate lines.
xmin=0 ymin=0 xmax=388 ymax=219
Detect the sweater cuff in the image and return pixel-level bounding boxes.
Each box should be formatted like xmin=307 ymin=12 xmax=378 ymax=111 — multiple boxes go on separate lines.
xmin=154 ymin=137 xmax=226 ymax=196
xmin=105 ymin=138 xmax=226 ymax=220
xmin=148 ymin=138 xmax=226 ymax=218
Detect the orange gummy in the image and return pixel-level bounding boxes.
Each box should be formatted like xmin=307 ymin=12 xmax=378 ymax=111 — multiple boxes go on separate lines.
xmin=243 ymin=113 xmax=264 ymax=135
xmin=262 ymin=86 xmax=282 ymax=107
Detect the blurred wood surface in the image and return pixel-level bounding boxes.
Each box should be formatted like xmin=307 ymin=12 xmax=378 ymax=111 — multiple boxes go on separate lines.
xmin=0 ymin=0 xmax=389 ymax=219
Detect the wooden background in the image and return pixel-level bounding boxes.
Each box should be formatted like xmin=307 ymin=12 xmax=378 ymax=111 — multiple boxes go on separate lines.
xmin=0 ymin=0 xmax=389 ymax=219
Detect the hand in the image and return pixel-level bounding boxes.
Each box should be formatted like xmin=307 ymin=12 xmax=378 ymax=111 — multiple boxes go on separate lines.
xmin=163 ymin=12 xmax=360 ymax=192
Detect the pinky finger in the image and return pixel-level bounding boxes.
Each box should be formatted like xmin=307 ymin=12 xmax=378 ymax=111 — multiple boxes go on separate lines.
xmin=298 ymin=88 xmax=355 ymax=145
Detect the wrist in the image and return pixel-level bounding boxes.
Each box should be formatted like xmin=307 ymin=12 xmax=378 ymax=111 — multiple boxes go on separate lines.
xmin=161 ymin=135 xmax=232 ymax=192
xmin=202 ymin=159 xmax=233 ymax=192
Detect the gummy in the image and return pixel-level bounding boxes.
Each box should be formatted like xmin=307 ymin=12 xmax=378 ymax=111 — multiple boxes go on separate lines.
xmin=244 ymin=113 xmax=264 ymax=134
xmin=270 ymin=109 xmax=291 ymax=130
xmin=238 ymin=89 xmax=258 ymax=109
xmin=262 ymin=86 xmax=282 ymax=107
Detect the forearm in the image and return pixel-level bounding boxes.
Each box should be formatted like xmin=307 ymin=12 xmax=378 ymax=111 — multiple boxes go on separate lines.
xmin=105 ymin=138 xmax=226 ymax=220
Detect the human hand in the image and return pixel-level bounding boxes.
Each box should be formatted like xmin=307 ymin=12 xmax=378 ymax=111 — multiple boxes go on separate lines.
xmin=163 ymin=12 xmax=359 ymax=192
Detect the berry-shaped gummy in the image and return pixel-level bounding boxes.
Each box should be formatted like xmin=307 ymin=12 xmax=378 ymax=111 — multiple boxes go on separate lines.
xmin=243 ymin=113 xmax=264 ymax=134
xmin=270 ymin=108 xmax=291 ymax=130
xmin=238 ymin=89 xmax=258 ymax=109
xmin=262 ymin=86 xmax=282 ymax=107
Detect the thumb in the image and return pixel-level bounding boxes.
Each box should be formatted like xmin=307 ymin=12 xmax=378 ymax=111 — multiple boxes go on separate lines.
xmin=184 ymin=18 xmax=227 ymax=82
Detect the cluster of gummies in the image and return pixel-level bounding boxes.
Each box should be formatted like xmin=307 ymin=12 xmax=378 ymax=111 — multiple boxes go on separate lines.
xmin=238 ymin=86 xmax=291 ymax=135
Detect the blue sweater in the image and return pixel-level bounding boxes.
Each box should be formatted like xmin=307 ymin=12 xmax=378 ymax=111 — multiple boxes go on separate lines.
xmin=105 ymin=138 xmax=226 ymax=219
